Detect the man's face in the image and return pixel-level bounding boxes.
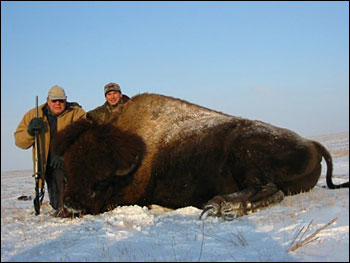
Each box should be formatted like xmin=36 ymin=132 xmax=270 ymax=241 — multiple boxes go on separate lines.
xmin=106 ymin=91 xmax=122 ymax=106
xmin=47 ymin=99 xmax=66 ymax=116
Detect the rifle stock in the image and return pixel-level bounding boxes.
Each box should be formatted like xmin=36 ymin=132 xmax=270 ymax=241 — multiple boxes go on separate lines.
xmin=33 ymin=96 xmax=45 ymax=215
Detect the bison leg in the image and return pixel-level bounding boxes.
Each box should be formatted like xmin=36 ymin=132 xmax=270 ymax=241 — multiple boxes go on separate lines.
xmin=200 ymin=183 xmax=284 ymax=220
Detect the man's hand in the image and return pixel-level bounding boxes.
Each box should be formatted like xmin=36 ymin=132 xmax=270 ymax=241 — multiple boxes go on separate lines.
xmin=27 ymin=117 xmax=44 ymax=136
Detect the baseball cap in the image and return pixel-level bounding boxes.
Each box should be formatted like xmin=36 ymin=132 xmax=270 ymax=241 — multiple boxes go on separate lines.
xmin=47 ymin=85 xmax=67 ymax=100
xmin=104 ymin=82 xmax=121 ymax=95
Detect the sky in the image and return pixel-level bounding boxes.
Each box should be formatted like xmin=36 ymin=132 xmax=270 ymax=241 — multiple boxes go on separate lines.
xmin=1 ymin=133 xmax=349 ymax=261
xmin=1 ymin=1 xmax=349 ymax=172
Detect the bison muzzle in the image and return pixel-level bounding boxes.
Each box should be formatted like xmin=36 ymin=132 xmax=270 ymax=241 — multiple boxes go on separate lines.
xmin=52 ymin=93 xmax=349 ymax=219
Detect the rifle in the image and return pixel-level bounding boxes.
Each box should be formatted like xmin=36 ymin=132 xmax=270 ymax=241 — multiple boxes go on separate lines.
xmin=33 ymin=96 xmax=45 ymax=215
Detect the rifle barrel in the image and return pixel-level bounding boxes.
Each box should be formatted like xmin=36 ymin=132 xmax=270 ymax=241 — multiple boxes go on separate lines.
xmin=33 ymin=95 xmax=44 ymax=215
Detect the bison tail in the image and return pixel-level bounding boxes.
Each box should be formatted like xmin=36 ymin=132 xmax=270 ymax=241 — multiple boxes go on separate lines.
xmin=314 ymin=141 xmax=349 ymax=189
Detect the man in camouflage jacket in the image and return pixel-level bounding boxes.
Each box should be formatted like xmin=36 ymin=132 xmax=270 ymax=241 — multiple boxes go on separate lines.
xmin=87 ymin=82 xmax=129 ymax=124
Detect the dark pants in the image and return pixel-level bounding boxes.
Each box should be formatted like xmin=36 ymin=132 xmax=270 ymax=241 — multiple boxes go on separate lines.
xmin=46 ymin=167 xmax=65 ymax=210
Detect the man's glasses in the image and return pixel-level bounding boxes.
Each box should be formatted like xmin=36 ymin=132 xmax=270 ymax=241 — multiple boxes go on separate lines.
xmin=51 ymin=99 xmax=66 ymax=103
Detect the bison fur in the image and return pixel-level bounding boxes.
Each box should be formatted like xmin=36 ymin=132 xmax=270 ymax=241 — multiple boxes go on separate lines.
xmin=52 ymin=93 xmax=349 ymax=219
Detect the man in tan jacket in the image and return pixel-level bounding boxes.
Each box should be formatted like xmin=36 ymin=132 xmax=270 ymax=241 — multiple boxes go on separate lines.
xmin=14 ymin=85 xmax=86 ymax=213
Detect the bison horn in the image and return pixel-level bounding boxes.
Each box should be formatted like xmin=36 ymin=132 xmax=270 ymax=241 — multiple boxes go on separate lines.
xmin=115 ymin=155 xmax=139 ymax=176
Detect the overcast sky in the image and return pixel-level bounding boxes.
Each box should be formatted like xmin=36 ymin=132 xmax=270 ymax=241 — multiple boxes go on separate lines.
xmin=1 ymin=1 xmax=349 ymax=172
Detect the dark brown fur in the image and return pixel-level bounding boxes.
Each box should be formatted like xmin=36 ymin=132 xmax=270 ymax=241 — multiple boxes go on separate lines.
xmin=53 ymin=120 xmax=146 ymax=214
xmin=52 ymin=93 xmax=348 ymax=218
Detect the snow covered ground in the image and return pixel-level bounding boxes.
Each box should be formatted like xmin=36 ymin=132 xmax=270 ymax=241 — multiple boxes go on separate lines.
xmin=1 ymin=132 xmax=349 ymax=262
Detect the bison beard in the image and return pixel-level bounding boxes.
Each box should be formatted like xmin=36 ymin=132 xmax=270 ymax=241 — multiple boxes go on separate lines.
xmin=52 ymin=93 xmax=349 ymax=219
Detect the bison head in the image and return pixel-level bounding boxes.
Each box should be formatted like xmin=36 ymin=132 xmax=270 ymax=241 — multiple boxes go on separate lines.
xmin=52 ymin=119 xmax=146 ymax=215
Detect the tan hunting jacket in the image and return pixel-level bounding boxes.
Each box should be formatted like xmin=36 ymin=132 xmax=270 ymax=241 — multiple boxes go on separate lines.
xmin=14 ymin=102 xmax=86 ymax=173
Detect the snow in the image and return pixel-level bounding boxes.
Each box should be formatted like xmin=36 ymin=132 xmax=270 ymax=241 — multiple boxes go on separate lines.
xmin=1 ymin=132 xmax=349 ymax=262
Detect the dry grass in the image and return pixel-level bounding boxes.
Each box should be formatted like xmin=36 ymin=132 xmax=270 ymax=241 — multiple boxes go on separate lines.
xmin=289 ymin=217 xmax=338 ymax=252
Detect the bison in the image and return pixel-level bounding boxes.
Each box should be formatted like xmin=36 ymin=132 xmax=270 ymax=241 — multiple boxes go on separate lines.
xmin=52 ymin=93 xmax=349 ymax=219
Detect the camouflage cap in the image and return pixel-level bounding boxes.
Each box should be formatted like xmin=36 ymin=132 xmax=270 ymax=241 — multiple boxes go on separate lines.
xmin=47 ymin=85 xmax=67 ymax=100
xmin=104 ymin=82 xmax=121 ymax=95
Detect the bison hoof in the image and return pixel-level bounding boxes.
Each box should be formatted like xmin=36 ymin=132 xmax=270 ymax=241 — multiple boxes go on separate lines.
xmin=200 ymin=201 xmax=245 ymax=221
xmin=220 ymin=201 xmax=247 ymax=221
xmin=200 ymin=198 xmax=250 ymax=220
xmin=199 ymin=203 xmax=220 ymax=220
